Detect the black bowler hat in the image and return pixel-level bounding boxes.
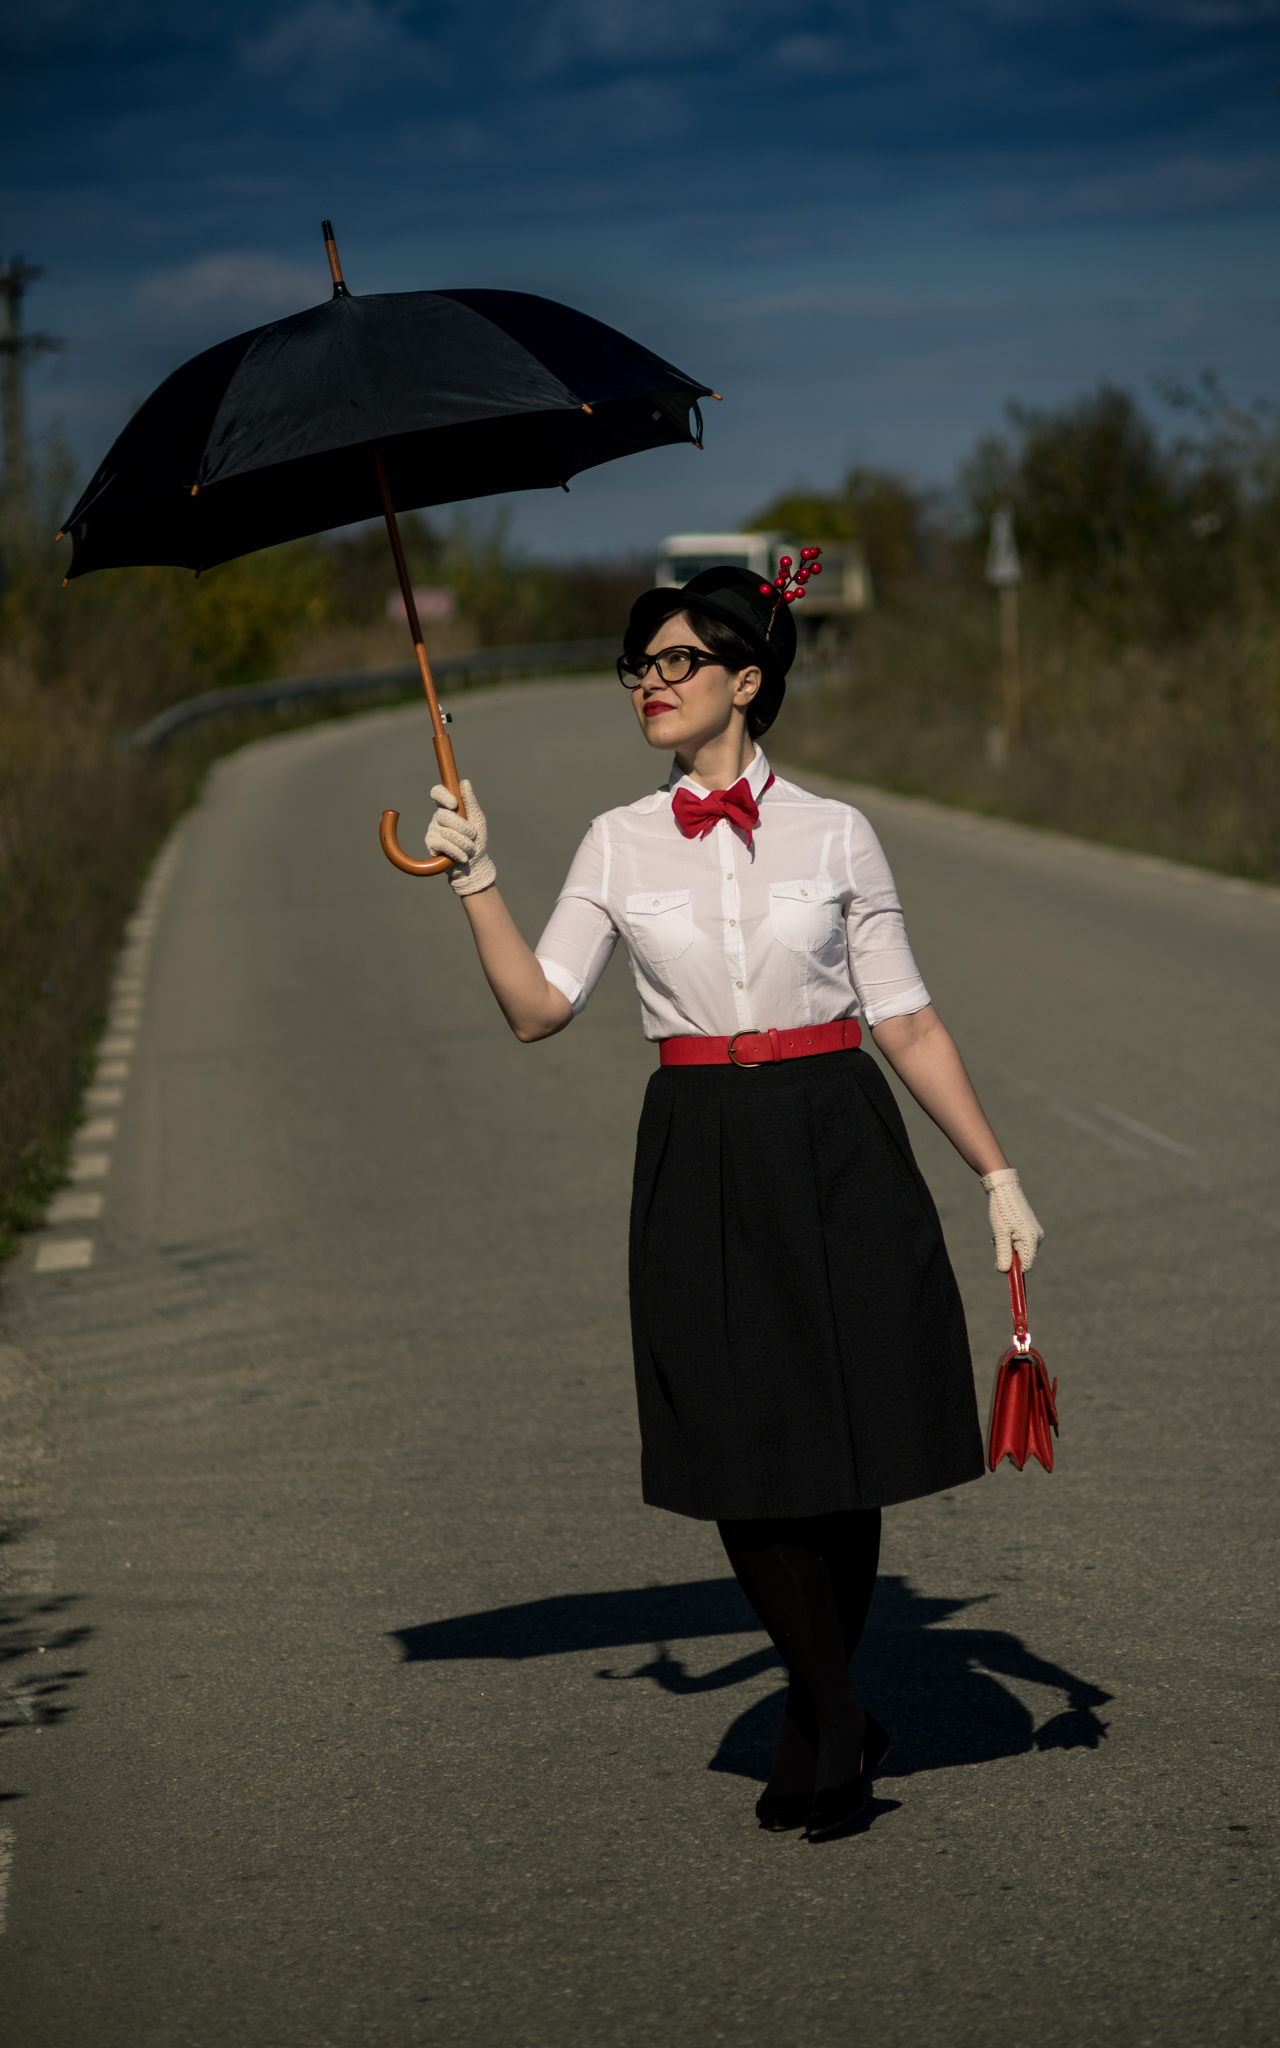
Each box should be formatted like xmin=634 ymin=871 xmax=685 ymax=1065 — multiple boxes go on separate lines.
xmin=625 ymin=565 xmax=797 ymax=734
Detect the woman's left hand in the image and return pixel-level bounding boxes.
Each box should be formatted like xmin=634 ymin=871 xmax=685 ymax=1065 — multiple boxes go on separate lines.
xmin=981 ymin=1167 xmax=1044 ymax=1272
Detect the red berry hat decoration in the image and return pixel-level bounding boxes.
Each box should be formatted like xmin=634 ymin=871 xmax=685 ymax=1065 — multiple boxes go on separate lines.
xmin=759 ymin=546 xmax=822 ymax=635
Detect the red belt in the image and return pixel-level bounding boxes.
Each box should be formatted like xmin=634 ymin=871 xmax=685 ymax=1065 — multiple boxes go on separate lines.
xmin=659 ymin=1018 xmax=862 ymax=1068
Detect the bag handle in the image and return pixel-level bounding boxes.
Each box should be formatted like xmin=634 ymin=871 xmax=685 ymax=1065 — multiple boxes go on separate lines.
xmin=1007 ymin=1248 xmax=1030 ymax=1348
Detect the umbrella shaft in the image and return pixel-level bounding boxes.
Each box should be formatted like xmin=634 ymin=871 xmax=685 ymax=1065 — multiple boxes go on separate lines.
xmin=372 ymin=450 xmax=462 ymax=807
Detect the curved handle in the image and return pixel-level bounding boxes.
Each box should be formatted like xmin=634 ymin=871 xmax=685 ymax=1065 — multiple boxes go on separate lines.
xmin=380 ymin=810 xmax=453 ymax=877
xmin=1007 ymin=1248 xmax=1029 ymax=1343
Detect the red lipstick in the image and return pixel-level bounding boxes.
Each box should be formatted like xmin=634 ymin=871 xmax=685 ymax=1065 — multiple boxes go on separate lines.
xmin=644 ymin=700 xmax=676 ymax=718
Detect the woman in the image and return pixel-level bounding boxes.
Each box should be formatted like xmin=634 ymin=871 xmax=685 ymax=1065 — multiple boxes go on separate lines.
xmin=424 ymin=564 xmax=1043 ymax=1841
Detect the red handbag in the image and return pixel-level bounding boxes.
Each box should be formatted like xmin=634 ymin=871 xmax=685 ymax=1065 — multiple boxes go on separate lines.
xmin=987 ymin=1250 xmax=1059 ymax=1473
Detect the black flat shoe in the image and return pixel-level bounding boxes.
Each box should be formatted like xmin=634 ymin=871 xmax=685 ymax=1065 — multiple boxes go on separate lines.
xmin=755 ymin=1789 xmax=813 ymax=1832
xmin=803 ymin=1714 xmax=891 ymax=1843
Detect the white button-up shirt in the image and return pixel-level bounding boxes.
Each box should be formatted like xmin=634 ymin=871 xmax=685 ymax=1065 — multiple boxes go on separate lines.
xmin=534 ymin=748 xmax=930 ymax=1042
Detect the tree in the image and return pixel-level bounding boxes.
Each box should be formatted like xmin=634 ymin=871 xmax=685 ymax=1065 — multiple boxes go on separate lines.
xmin=960 ymin=382 xmax=1246 ymax=634
xmin=746 ymin=466 xmax=922 ymax=587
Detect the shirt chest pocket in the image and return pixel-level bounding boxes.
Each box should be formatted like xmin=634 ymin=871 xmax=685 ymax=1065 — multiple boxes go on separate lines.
xmin=769 ymin=874 xmax=841 ymax=953
xmin=626 ymin=889 xmax=694 ymax=965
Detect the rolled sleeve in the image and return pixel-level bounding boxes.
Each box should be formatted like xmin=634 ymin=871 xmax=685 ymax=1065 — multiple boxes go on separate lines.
xmin=844 ymin=812 xmax=931 ymax=1026
xmin=534 ymin=820 xmax=619 ymax=1017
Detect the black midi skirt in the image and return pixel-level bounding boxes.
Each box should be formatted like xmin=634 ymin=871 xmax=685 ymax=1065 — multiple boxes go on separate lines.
xmin=629 ymin=1046 xmax=985 ymax=1521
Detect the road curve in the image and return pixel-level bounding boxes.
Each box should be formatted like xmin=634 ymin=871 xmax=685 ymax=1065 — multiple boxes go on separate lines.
xmin=2 ymin=679 xmax=1277 ymax=2046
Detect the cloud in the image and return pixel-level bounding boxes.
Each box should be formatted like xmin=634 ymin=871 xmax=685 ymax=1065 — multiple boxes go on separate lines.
xmin=136 ymin=253 xmax=325 ymax=322
xmin=520 ymin=0 xmax=757 ymax=76
xmin=985 ymin=153 xmax=1280 ymax=227
xmin=238 ymin=0 xmax=440 ymax=108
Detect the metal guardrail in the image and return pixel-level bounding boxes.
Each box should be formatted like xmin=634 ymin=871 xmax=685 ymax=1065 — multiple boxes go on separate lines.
xmin=129 ymin=638 xmax=620 ymax=750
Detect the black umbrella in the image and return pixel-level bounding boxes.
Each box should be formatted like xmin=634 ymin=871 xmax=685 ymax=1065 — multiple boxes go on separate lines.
xmin=59 ymin=223 xmax=717 ymax=875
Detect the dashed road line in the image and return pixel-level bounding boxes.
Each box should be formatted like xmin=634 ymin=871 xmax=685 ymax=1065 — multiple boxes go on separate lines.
xmin=46 ymin=1192 xmax=103 ymax=1224
xmin=68 ymin=1154 xmax=110 ymax=1182
xmin=34 ymin=1239 xmax=95 ymax=1273
xmin=31 ymin=826 xmax=185 ymax=1279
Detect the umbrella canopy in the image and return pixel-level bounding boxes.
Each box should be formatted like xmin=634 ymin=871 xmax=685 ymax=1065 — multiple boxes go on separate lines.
xmin=60 ymin=283 xmax=714 ymax=576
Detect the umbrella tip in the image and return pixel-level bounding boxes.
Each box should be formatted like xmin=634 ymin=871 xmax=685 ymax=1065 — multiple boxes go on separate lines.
xmin=190 ymin=484 xmax=199 ymax=497
xmin=54 ymin=529 xmax=64 ymax=542
xmin=61 ymin=576 xmax=68 ymax=588
xmin=711 ymin=392 xmax=723 ymax=401
xmin=321 ymin=219 xmax=350 ymax=298
xmin=580 ymin=402 xmax=593 ymax=414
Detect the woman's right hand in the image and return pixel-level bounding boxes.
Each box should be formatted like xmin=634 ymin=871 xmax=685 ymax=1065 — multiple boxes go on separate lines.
xmin=426 ymin=780 xmax=497 ymax=896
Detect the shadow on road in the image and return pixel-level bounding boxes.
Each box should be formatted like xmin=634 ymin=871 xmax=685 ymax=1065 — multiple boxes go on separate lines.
xmin=393 ymin=1572 xmax=1111 ymax=1782
xmin=0 ymin=1562 xmax=92 ymax=1797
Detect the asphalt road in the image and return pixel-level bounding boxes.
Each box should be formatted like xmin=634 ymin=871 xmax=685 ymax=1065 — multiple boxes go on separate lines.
xmin=2 ymin=679 xmax=1277 ymax=2047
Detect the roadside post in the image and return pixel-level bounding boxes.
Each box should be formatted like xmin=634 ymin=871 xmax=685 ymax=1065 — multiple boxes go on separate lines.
xmin=986 ymin=503 xmax=1022 ymax=759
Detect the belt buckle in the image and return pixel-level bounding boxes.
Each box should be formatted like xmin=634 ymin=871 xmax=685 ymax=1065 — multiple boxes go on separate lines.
xmin=727 ymin=1031 xmax=765 ymax=1068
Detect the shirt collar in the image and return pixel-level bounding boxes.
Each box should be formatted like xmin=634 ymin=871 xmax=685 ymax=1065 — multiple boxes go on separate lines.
xmin=666 ymin=747 xmax=772 ymax=803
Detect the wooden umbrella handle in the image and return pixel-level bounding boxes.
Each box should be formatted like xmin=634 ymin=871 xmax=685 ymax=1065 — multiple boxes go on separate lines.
xmin=379 ymin=813 xmax=452 ymax=875
xmin=380 ymin=727 xmax=467 ymax=872
xmin=373 ymin=447 xmax=466 ymax=878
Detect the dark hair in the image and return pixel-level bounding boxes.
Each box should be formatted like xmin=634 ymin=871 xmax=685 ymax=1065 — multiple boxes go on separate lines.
xmin=623 ymin=598 xmax=781 ymax=739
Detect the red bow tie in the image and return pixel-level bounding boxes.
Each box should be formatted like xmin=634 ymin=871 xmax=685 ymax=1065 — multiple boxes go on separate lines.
xmin=671 ymin=773 xmax=774 ymax=848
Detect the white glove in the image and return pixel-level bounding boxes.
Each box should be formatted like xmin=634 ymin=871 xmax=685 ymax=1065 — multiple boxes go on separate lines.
xmin=425 ymin=780 xmax=496 ymax=897
xmin=981 ymin=1167 xmax=1044 ymax=1274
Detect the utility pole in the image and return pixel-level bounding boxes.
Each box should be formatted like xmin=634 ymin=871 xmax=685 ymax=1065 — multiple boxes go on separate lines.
xmin=985 ymin=503 xmax=1022 ymax=756
xmin=0 ymin=253 xmax=64 ymax=510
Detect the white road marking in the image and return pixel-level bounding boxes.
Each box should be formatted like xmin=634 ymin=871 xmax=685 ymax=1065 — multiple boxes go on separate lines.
xmin=1047 ymin=1104 xmax=1145 ymax=1157
xmin=47 ymin=1191 xmax=103 ymax=1223
xmin=0 ymin=1824 xmax=14 ymax=1936
xmin=34 ymin=1238 xmax=94 ymax=1272
xmin=1094 ymin=1104 xmax=1198 ymax=1158
xmin=46 ymin=823 xmax=185 ymax=1284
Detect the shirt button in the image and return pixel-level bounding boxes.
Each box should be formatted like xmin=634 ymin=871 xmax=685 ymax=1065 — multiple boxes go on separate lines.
xmin=726 ymin=872 xmax=733 ymax=879
xmin=652 ymin=899 xmax=660 ymax=907
xmin=728 ymin=919 xmax=736 ymax=927
xmin=735 ymin=980 xmax=744 ymax=989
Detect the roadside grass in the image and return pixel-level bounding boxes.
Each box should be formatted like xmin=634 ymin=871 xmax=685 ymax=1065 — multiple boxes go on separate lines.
xmin=784 ymin=577 xmax=1280 ymax=881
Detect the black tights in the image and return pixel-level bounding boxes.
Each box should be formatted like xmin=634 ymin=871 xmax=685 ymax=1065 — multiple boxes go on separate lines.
xmin=718 ymin=1509 xmax=881 ymax=1794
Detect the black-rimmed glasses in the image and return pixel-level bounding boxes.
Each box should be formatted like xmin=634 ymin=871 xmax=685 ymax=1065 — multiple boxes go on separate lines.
xmin=616 ymin=646 xmax=727 ymax=687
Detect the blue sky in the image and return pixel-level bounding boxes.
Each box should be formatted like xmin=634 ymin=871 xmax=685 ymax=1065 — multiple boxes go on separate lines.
xmin=5 ymin=1 xmax=1279 ymax=558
